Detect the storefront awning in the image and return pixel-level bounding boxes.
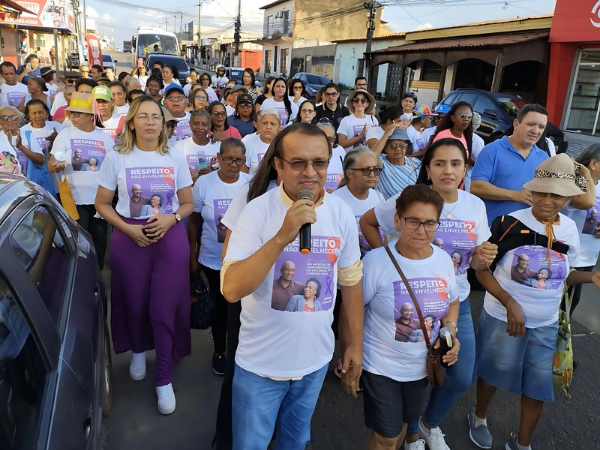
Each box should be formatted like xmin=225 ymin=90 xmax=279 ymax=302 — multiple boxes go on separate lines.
xmin=0 ymin=0 xmax=36 ymax=15
xmin=370 ymin=31 xmax=549 ymax=55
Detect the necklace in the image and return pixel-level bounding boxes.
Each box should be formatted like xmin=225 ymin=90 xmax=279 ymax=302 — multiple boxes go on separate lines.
xmin=442 ymin=197 xmax=459 ymax=218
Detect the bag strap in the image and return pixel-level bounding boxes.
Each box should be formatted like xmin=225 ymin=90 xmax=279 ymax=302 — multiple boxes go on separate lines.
xmin=384 ymin=245 xmax=432 ymax=351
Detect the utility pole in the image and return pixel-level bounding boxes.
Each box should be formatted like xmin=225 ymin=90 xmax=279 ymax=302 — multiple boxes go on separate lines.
xmin=233 ymin=0 xmax=241 ymax=66
xmin=363 ymin=1 xmax=381 ymax=88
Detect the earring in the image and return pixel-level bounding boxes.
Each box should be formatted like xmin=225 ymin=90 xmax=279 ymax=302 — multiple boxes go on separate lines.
xmin=427 ymin=176 xmax=431 ymax=180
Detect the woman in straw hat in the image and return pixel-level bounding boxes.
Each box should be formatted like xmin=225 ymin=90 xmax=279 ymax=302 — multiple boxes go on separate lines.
xmin=48 ymin=92 xmax=115 ymax=270
xmin=469 ymin=153 xmax=600 ymax=450
xmin=338 ymin=89 xmax=379 ymax=152
xmin=95 ymin=95 xmax=193 ymax=415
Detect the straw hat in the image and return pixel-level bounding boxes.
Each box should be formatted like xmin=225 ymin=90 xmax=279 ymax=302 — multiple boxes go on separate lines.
xmin=346 ymin=89 xmax=375 ymax=114
xmin=66 ymin=92 xmax=94 ymax=114
xmin=523 ymin=154 xmax=587 ymax=197
xmin=161 ymin=107 xmax=176 ymax=122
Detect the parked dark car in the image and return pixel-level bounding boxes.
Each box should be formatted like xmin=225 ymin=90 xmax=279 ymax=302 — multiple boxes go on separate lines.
xmin=438 ymin=88 xmax=568 ymax=153
xmin=225 ymin=67 xmax=262 ymax=89
xmin=0 ymin=175 xmax=111 ymax=450
xmin=147 ymin=53 xmax=190 ymax=84
xmin=292 ymin=72 xmax=331 ymax=99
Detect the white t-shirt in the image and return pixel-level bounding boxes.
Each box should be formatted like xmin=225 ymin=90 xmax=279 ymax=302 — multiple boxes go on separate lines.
xmin=51 ymin=127 xmax=116 ymax=205
xmin=100 ymin=114 xmax=124 ymax=139
xmin=244 ymin=135 xmax=270 ymax=176
xmin=0 ymin=132 xmax=23 ymax=175
xmin=224 ymin=184 xmax=361 ymax=378
xmin=173 ymin=138 xmax=221 ymax=178
xmin=365 ymin=126 xmax=384 ymax=145
xmin=183 ymin=83 xmax=195 ymax=97
xmin=21 ymin=121 xmax=60 ymax=151
xmin=484 ymin=208 xmax=581 ymax=328
xmin=221 ymin=179 xmax=278 ymax=230
xmin=375 ymin=189 xmax=489 ymax=300
xmin=46 ymin=83 xmax=58 ymax=97
xmin=173 ymin=112 xmax=192 ymax=140
xmin=50 ymin=91 xmax=67 ymax=116
xmin=420 ymin=126 xmax=436 ymax=146
xmin=465 ymin=133 xmax=485 ymax=192
xmin=193 ymin=170 xmax=252 ymax=270
xmin=325 ymin=146 xmax=346 ymax=191
xmin=332 ymin=186 xmax=384 ymax=256
xmin=338 ymin=114 xmax=379 ymax=152
xmin=211 ymin=75 xmax=229 ymax=89
xmin=362 ymin=242 xmax=458 ymax=382
xmin=0 ymin=82 xmax=27 ymax=107
xmin=407 ymin=125 xmax=427 ymax=153
xmin=204 ymin=86 xmax=218 ymax=103
xmin=137 ymin=75 xmax=149 ymax=89
xmin=289 ymin=95 xmax=307 ymax=108
xmin=563 ymin=182 xmax=600 ymax=267
xmin=9 ymin=133 xmax=43 ymax=177
xmin=114 ymin=104 xmax=130 ymax=117
xmin=97 ymin=145 xmax=192 ymax=219
xmin=260 ymin=97 xmax=299 ymax=127
xmin=225 ymin=104 xmax=235 ymax=117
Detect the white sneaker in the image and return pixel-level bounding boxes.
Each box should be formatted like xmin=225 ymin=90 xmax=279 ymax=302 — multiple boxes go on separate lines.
xmin=129 ymin=351 xmax=146 ymax=381
xmin=156 ymin=383 xmax=176 ymax=415
xmin=404 ymin=439 xmax=426 ymax=450
xmin=419 ymin=419 xmax=451 ymax=450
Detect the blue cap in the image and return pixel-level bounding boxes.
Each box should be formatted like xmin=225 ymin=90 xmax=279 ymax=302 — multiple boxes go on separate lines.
xmin=435 ymin=104 xmax=451 ymax=114
xmin=164 ymin=83 xmax=185 ymax=97
xmin=388 ymin=128 xmax=410 ymax=141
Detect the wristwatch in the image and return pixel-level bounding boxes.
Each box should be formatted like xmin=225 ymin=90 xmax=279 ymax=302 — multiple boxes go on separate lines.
xmin=172 ymin=213 xmax=181 ymax=223
xmin=444 ymin=320 xmax=458 ymax=333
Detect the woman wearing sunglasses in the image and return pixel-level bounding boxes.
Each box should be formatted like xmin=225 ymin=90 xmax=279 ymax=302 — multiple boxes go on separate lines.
xmin=375 ymin=128 xmax=421 ymax=200
xmin=294 ymin=100 xmax=317 ymax=124
xmin=0 ymin=105 xmax=43 ymax=176
xmin=430 ymin=101 xmax=474 ymax=161
xmin=188 ymin=86 xmax=209 ymax=111
xmin=338 ymin=89 xmax=379 ymax=152
xmin=208 ymin=101 xmax=242 ymax=142
xmin=288 ymin=79 xmax=307 ymax=108
xmin=360 ymin=138 xmax=497 ymax=450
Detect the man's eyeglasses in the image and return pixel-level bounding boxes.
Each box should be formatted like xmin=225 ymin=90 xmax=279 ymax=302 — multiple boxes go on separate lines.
xmin=324 ymin=92 xmax=338 ymax=97
xmin=400 ymin=215 xmax=440 ymax=232
xmin=350 ymin=167 xmax=383 ymax=176
xmin=456 ymin=113 xmax=473 ymax=119
xmin=356 ymin=84 xmax=368 ymax=89
xmin=352 ymin=97 xmax=368 ymax=104
xmin=280 ymin=156 xmax=330 ymax=172
xmin=221 ymin=156 xmax=246 ymax=166
xmin=0 ymin=115 xmax=19 ymax=121
xmin=167 ymin=95 xmax=186 ymax=102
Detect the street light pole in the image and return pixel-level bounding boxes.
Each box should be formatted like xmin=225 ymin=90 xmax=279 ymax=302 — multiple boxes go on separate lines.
xmin=363 ymin=1 xmax=380 ymax=88
xmin=234 ymin=0 xmax=241 ymax=66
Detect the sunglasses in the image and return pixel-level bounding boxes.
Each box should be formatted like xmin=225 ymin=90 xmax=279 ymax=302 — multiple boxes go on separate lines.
xmin=352 ymin=97 xmax=368 ymax=104
xmin=212 ymin=111 xmax=227 ymax=117
xmin=456 ymin=113 xmax=473 ymax=119
xmin=324 ymin=92 xmax=338 ymax=97
xmin=0 ymin=115 xmax=19 ymax=121
xmin=350 ymin=167 xmax=383 ymax=176
xmin=194 ymin=96 xmax=208 ymax=101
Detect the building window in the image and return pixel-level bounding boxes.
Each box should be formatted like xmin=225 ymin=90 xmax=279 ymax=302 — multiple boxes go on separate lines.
xmin=283 ymin=10 xmax=290 ymax=35
xmin=281 ymin=48 xmax=289 ymax=76
xmin=265 ymin=50 xmax=272 ymax=73
xmin=264 ymin=15 xmax=272 ymax=39
xmin=565 ymin=49 xmax=600 ymax=135
xmin=357 ymin=59 xmax=365 ymax=78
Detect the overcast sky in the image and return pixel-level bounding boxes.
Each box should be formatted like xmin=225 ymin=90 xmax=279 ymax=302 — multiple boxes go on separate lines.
xmin=86 ymin=0 xmax=557 ymax=45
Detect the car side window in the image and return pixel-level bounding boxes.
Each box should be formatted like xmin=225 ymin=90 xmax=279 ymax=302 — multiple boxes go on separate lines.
xmin=0 ymin=277 xmax=49 ymax=449
xmin=442 ymin=93 xmax=458 ymax=106
xmin=474 ymin=95 xmax=497 ymax=115
xmin=456 ymin=93 xmax=477 ymax=107
xmin=8 ymin=206 xmax=71 ymax=330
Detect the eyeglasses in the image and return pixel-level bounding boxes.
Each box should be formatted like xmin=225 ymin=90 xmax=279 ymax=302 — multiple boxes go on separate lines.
xmin=350 ymin=167 xmax=383 ymax=176
xmin=293 ymin=86 xmax=303 ymax=90
xmin=301 ymin=109 xmax=315 ymax=114
xmin=280 ymin=156 xmax=330 ymax=171
xmin=400 ymin=215 xmax=440 ymax=232
xmin=167 ymin=95 xmax=186 ymax=102
xmin=387 ymin=143 xmax=409 ymax=150
xmin=238 ymin=103 xmax=252 ymax=107
xmin=352 ymin=97 xmax=368 ymax=104
xmin=324 ymin=92 xmax=338 ymax=97
xmin=137 ymin=113 xmax=163 ymax=123
xmin=112 ymin=92 xmax=125 ymax=97
xmin=0 ymin=115 xmax=19 ymax=121
xmin=356 ymin=84 xmax=368 ymax=88
xmin=221 ymin=156 xmax=246 ymax=166
xmin=211 ymin=111 xmax=227 ymax=117
xmin=69 ymin=112 xmax=83 ymax=118
xmin=194 ymin=96 xmax=208 ymax=101
xmin=456 ymin=112 xmax=473 ymax=119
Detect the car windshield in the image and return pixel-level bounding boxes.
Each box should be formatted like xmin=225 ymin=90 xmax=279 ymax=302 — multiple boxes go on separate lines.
xmin=306 ymin=74 xmax=329 ymax=85
xmin=495 ymin=97 xmax=527 ymax=118
xmin=102 ymin=55 xmax=111 ymax=62
xmin=137 ymin=33 xmax=179 ymax=57
xmin=230 ymin=70 xmax=243 ymax=78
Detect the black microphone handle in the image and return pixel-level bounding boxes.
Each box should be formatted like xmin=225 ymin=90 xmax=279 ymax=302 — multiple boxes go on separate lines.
xmin=299 ymin=223 xmax=311 ymax=254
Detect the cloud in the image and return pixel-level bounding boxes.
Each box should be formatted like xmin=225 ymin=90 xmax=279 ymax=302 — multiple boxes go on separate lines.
xmin=413 ymin=23 xmax=433 ymax=31
xmin=86 ymin=6 xmax=99 ymax=18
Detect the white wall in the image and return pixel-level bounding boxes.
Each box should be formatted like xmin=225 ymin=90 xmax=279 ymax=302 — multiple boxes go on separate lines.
xmin=262 ymin=0 xmax=295 ymax=39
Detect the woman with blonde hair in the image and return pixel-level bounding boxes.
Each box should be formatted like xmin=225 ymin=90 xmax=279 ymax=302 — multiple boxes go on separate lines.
xmin=95 ymin=95 xmax=194 ymax=415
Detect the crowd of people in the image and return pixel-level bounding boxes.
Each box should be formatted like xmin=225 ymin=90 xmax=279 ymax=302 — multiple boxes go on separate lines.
xmin=2 ymin=57 xmax=600 ymax=450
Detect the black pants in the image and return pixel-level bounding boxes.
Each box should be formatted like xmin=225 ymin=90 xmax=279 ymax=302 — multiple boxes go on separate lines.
xmin=563 ymin=266 xmax=593 ymax=316
xmin=214 ymin=301 xmax=242 ymax=449
xmin=76 ymin=204 xmax=108 ymax=271
xmin=202 ymin=265 xmax=227 ymax=354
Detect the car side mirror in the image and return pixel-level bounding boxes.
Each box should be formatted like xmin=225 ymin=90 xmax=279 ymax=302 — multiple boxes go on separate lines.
xmin=483 ymin=108 xmax=496 ymax=119
xmin=114 ymin=60 xmax=118 ymax=63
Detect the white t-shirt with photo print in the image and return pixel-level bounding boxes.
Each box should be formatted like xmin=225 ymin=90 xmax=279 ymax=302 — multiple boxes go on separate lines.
xmin=193 ymin=170 xmax=251 ymax=270
xmin=259 ymin=97 xmax=299 ymax=127
xmin=484 ymin=207 xmax=581 ymax=328
xmin=173 ymin=138 xmax=221 ymax=178
xmin=224 ymin=183 xmax=361 ymax=378
xmin=563 ymin=181 xmax=600 ymax=267
xmin=244 ymin=135 xmax=270 ymax=176
xmin=0 ymin=82 xmax=28 ymax=107
xmin=362 ymin=242 xmax=458 ymax=382
xmin=96 ymin=145 xmax=192 ymax=219
xmin=337 ymin=114 xmax=379 ymax=152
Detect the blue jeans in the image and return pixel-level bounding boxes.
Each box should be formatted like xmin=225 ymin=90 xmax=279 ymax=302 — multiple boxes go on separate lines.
xmin=232 ymin=363 xmax=328 ymax=450
xmin=422 ymin=298 xmax=476 ymax=427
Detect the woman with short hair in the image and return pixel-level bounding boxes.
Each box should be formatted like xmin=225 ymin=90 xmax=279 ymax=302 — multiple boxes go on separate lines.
xmin=146 ymin=76 xmax=163 ymax=103
xmin=95 ymin=95 xmax=194 ymax=415
xmin=0 ymin=105 xmax=43 ymax=177
xmin=188 ymin=137 xmax=251 ymax=375
xmin=360 ymin=184 xmax=460 ymax=450
xmin=18 ymin=77 xmax=51 ymax=113
xmin=375 ymin=128 xmax=421 ymax=200
xmin=366 ymin=105 xmax=405 ymax=154
xmin=242 ymin=109 xmax=281 ymax=175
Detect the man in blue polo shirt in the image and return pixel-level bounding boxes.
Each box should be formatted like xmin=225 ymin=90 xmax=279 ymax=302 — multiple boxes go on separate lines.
xmin=470 ymin=104 xmax=549 ymax=224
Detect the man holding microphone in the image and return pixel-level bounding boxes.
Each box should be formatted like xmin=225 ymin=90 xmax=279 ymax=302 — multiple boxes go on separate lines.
xmin=221 ymin=123 xmax=364 ymax=450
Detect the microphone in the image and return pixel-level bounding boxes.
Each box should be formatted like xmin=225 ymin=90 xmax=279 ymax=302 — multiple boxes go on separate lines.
xmin=298 ymin=188 xmax=313 ymax=254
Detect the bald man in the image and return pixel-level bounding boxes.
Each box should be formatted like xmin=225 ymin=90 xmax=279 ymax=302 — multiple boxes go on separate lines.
xmin=129 ymin=183 xmax=150 ymax=217
xmin=272 ymin=260 xmax=305 ymax=310
xmin=511 ymin=253 xmax=536 ymax=284
xmin=395 ymin=302 xmax=420 ymax=342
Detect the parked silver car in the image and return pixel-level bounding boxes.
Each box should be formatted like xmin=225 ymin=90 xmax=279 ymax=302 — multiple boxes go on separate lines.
xmin=0 ymin=175 xmax=111 ymax=450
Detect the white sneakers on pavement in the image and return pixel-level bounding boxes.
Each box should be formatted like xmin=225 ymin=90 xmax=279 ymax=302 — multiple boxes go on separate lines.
xmin=156 ymin=383 xmax=176 ymax=415
xmin=404 ymin=439 xmax=426 ymax=450
xmin=129 ymin=351 xmax=146 ymax=381
xmin=419 ymin=419 xmax=451 ymax=450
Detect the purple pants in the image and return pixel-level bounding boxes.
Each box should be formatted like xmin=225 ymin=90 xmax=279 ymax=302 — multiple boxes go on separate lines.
xmin=110 ymin=218 xmax=191 ymax=386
